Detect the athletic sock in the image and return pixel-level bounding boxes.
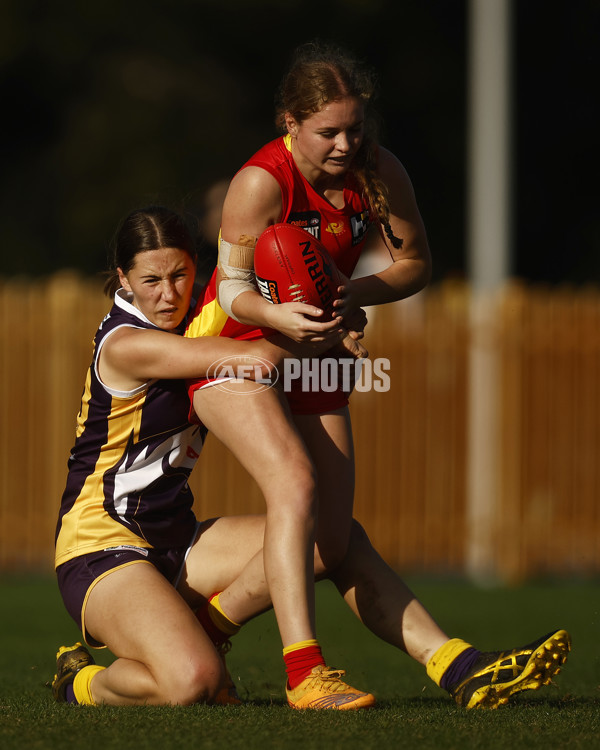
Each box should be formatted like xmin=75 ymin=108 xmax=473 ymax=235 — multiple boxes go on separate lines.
xmin=196 ymin=592 xmax=241 ymax=647
xmin=283 ymin=639 xmax=326 ymax=689
xmin=72 ymin=664 xmax=105 ymax=705
xmin=426 ymin=638 xmax=481 ymax=691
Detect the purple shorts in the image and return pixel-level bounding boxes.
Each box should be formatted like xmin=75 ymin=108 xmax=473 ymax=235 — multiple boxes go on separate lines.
xmin=56 ymin=538 xmax=197 ymax=648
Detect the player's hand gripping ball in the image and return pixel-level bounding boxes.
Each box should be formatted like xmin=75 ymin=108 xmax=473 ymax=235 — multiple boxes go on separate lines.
xmin=254 ymin=223 xmax=342 ymax=320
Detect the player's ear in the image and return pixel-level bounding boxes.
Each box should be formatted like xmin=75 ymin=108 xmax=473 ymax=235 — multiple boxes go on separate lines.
xmin=117 ymin=267 xmax=131 ymax=292
xmin=285 ymin=113 xmax=298 ymax=137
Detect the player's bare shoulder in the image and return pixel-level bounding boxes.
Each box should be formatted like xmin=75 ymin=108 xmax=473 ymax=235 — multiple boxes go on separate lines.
xmin=222 ymin=166 xmax=283 ymax=237
xmin=376 ymin=146 xmax=414 ymax=191
xmin=97 ymin=325 xmax=151 ymax=391
xmin=375 ymin=145 xmax=424 ymax=232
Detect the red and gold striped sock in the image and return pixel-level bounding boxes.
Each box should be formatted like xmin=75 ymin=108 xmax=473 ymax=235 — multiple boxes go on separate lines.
xmin=283 ymin=639 xmax=326 ymax=689
xmin=196 ymin=592 xmax=241 ymax=647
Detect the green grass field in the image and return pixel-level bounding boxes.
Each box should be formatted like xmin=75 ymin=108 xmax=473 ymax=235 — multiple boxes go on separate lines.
xmin=0 ymin=574 xmax=598 ymax=749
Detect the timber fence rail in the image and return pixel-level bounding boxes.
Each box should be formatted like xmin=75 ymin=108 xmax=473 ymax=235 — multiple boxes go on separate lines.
xmin=1 ymin=272 xmax=599 ymax=580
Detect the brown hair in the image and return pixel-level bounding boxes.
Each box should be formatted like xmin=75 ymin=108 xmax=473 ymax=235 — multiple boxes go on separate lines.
xmin=275 ymin=41 xmax=402 ymax=248
xmin=103 ymin=206 xmax=198 ymax=297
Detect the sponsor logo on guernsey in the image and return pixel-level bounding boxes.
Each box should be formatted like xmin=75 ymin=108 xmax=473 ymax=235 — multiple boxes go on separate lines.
xmin=350 ymin=210 xmax=370 ymax=245
xmin=288 ymin=211 xmax=321 ymax=239
xmin=325 ymin=221 xmax=344 ymax=236
xmin=286 ymin=210 xmax=368 ymax=245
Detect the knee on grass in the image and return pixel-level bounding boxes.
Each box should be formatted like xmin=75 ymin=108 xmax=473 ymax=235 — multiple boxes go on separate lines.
xmin=158 ymin=652 xmax=224 ymax=706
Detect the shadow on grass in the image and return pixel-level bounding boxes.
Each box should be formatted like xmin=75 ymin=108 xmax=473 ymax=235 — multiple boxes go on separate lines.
xmin=235 ymin=696 xmax=453 ymax=710
xmin=243 ymin=694 xmax=600 ymax=711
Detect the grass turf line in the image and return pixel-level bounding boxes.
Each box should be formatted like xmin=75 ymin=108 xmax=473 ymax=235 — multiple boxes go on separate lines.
xmin=0 ymin=575 xmax=598 ymax=749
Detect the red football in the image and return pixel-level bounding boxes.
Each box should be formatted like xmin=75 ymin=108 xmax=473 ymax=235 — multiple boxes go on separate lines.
xmin=254 ymin=223 xmax=341 ymax=319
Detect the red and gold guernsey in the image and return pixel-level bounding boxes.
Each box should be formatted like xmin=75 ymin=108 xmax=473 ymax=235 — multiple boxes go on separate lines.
xmin=55 ymin=290 xmax=205 ymax=568
xmin=185 ymin=134 xmax=372 ymax=413
xmin=246 ymin=133 xmax=371 ymax=271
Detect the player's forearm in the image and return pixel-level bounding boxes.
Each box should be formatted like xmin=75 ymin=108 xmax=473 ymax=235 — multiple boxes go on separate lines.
xmin=352 ymin=257 xmax=431 ymax=307
xmin=150 ymin=336 xmax=279 ymax=380
xmin=228 ymin=289 xmax=276 ymax=328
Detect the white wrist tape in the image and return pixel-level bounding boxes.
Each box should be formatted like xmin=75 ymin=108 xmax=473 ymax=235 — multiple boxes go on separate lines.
xmin=217 ymin=236 xmax=257 ymax=321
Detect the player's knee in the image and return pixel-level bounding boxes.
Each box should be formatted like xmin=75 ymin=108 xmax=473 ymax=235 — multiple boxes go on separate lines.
xmin=265 ymin=459 xmax=318 ymax=518
xmin=167 ymin=655 xmax=222 ymax=706
xmin=289 ymin=471 xmax=318 ymax=516
xmin=185 ymin=665 xmax=222 ymax=706
xmin=289 ymin=455 xmax=318 ymax=500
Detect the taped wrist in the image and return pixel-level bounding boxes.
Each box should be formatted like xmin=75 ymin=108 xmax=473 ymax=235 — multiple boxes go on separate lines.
xmin=217 ymin=235 xmax=257 ymax=321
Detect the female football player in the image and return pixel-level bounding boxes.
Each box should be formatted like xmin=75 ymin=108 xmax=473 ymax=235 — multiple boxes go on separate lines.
xmin=52 ymin=205 xmax=302 ymax=707
xmin=183 ymin=39 xmax=431 ymax=709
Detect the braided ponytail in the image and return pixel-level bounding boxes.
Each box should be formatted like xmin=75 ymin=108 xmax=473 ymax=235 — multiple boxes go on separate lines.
xmin=352 ymin=136 xmax=404 ymax=251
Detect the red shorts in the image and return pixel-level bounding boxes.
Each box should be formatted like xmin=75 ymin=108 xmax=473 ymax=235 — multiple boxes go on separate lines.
xmin=187 ymin=347 xmax=351 ymax=417
xmin=283 ymin=378 xmax=349 ymax=415
xmin=188 ymin=379 xmax=348 ymax=416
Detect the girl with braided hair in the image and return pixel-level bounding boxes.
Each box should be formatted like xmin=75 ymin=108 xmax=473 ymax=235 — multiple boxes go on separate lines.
xmin=272 ymin=41 xmax=406 ymax=254
xmin=184 ymin=40 xmax=431 ymax=710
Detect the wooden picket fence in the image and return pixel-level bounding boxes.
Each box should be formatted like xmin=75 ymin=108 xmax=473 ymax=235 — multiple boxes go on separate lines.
xmin=1 ymin=272 xmax=599 ymax=580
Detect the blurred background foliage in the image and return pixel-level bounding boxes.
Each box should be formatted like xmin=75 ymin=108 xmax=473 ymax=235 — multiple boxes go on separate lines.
xmin=0 ymin=0 xmax=597 ymax=284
